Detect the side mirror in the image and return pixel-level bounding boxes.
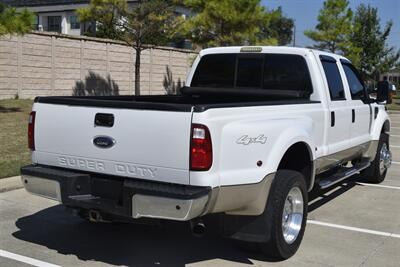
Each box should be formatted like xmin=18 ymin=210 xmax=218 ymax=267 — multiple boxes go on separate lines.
xmin=377 ymin=81 xmax=392 ymax=104
xmin=366 ymin=86 xmax=374 ymax=94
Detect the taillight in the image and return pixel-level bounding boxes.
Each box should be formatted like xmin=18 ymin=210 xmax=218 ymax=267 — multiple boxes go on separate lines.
xmin=190 ymin=124 xmax=212 ymax=171
xmin=28 ymin=111 xmax=36 ymax=151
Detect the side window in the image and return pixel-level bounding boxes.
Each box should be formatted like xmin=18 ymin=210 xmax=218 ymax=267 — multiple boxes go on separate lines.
xmin=321 ymin=59 xmax=345 ymax=100
xmin=342 ymin=64 xmax=365 ymax=100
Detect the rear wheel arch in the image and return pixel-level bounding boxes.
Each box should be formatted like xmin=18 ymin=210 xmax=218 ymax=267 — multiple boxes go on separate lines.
xmin=277 ymin=142 xmax=314 ymax=191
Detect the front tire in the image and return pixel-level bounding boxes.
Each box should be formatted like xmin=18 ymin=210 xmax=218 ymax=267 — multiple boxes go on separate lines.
xmin=259 ymin=169 xmax=308 ymax=260
xmin=362 ymin=133 xmax=391 ymax=183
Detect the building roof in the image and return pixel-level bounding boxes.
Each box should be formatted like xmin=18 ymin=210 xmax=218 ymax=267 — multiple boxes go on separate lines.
xmin=0 ymin=0 xmax=89 ymax=7
xmin=0 ymin=0 xmax=136 ymax=7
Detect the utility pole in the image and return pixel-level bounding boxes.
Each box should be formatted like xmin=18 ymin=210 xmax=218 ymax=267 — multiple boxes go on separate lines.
xmin=293 ymin=22 xmax=296 ymax=47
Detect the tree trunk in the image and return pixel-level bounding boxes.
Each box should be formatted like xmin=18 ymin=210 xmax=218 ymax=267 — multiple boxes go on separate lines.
xmin=330 ymin=42 xmax=336 ymax=53
xmin=134 ymin=48 xmax=141 ymax=96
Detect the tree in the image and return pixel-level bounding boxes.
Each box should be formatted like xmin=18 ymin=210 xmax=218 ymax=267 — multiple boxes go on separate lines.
xmin=0 ymin=3 xmax=34 ymax=36
xmin=78 ymin=0 xmax=179 ymax=95
xmin=76 ymin=0 xmax=127 ymax=39
xmin=350 ymin=4 xmax=400 ymax=80
xmin=183 ymin=0 xmax=277 ymax=47
xmin=259 ymin=7 xmax=294 ymax=46
xmin=304 ymin=0 xmax=354 ymax=54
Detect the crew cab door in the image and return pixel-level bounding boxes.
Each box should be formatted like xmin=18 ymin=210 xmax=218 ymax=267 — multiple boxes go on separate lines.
xmin=339 ymin=60 xmax=371 ymax=146
xmin=319 ymin=55 xmax=351 ymax=154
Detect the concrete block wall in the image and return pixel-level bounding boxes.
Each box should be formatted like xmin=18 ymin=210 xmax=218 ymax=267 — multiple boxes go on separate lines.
xmin=0 ymin=32 xmax=197 ymax=99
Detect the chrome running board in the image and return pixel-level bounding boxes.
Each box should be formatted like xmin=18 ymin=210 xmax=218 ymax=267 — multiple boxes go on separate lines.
xmin=318 ymin=161 xmax=371 ymax=189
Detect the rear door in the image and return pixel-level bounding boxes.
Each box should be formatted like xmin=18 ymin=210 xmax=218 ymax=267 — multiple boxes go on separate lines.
xmin=32 ymin=104 xmax=193 ymax=185
xmin=339 ymin=60 xmax=371 ymax=146
xmin=319 ymin=55 xmax=352 ymax=155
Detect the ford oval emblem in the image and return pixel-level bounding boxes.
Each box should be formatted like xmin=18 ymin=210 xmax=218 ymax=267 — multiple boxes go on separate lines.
xmin=93 ymin=136 xmax=116 ymax=149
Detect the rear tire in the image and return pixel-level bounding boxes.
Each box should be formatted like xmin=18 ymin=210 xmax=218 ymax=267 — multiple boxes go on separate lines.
xmin=362 ymin=133 xmax=390 ymax=184
xmin=258 ymin=169 xmax=308 ymax=260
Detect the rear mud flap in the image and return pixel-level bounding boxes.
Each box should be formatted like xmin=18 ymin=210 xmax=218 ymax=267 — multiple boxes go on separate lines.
xmin=221 ymin=212 xmax=272 ymax=243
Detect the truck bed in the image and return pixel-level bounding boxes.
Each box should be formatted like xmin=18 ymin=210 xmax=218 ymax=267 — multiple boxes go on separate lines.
xmin=35 ymin=90 xmax=318 ymax=113
xmin=31 ymin=87 xmax=318 ymax=185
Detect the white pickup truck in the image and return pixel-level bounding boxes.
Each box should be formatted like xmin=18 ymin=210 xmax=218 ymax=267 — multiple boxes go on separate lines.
xmin=21 ymin=46 xmax=392 ymax=259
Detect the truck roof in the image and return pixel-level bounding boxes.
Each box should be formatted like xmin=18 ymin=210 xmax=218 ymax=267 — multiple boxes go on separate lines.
xmin=199 ymin=46 xmax=350 ymax=62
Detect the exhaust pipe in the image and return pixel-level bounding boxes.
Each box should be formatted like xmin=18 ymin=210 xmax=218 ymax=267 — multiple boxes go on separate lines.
xmin=190 ymin=218 xmax=206 ymax=237
xmin=88 ymin=210 xmax=112 ymax=223
xmin=89 ymin=210 xmax=102 ymax=222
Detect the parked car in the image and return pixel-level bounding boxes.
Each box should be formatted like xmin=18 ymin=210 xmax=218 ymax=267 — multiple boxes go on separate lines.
xmin=21 ymin=46 xmax=392 ymax=260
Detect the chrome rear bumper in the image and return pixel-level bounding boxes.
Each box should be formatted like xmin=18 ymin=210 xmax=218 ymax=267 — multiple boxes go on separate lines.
xmin=21 ymin=165 xmax=211 ymax=221
xmin=21 ymin=175 xmax=61 ymax=202
xmin=132 ymin=194 xmax=209 ymax=221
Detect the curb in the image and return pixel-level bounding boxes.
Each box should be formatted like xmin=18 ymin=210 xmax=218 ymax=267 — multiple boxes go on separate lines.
xmin=0 ymin=176 xmax=23 ymax=193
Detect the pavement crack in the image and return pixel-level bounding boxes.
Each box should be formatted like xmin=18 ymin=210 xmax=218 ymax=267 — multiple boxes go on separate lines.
xmin=358 ymin=237 xmax=387 ymax=267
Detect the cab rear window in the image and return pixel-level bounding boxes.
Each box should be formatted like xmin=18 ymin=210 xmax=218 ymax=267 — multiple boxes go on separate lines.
xmin=191 ymin=54 xmax=236 ymax=88
xmin=191 ymin=53 xmax=313 ymax=93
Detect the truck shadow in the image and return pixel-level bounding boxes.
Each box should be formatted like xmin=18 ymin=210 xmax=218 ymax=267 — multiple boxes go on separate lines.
xmin=12 ymin=178 xmax=364 ymax=266
xmin=12 ymin=205 xmax=269 ymax=266
xmin=308 ymin=179 xmax=358 ymax=213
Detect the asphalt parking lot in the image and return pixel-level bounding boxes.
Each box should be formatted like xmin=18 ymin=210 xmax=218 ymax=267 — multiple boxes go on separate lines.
xmin=1 ymin=114 xmax=400 ymax=267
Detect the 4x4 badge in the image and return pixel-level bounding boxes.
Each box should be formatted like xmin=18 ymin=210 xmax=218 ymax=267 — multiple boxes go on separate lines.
xmin=236 ymin=135 xmax=267 ymax=145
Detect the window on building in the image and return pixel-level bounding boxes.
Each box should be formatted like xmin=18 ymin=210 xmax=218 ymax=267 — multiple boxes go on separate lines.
xmin=82 ymin=21 xmax=95 ymax=35
xmin=320 ymin=57 xmax=345 ymax=101
xmin=70 ymin=15 xmax=80 ymax=30
xmin=47 ymin=16 xmax=61 ymax=33
xmin=342 ymin=63 xmax=365 ymax=100
xmin=32 ymin=14 xmax=39 ymax=30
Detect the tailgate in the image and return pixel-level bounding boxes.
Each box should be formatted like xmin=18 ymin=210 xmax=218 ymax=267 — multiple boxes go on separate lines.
xmin=32 ymin=103 xmax=193 ymax=185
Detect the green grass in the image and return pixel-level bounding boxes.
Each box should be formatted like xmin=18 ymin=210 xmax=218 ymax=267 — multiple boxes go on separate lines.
xmin=0 ymin=99 xmax=34 ymax=178
xmin=387 ymin=95 xmax=400 ymax=110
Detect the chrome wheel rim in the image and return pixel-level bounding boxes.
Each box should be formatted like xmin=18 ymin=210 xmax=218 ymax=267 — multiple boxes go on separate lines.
xmin=282 ymin=186 xmax=304 ymax=245
xmin=379 ymin=143 xmax=391 ymax=175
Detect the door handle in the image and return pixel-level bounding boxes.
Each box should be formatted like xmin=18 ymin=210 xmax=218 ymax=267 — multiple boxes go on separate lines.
xmin=352 ymin=109 xmax=355 ymax=123
xmin=331 ymin=111 xmax=335 ymax=127
xmin=94 ymin=113 xmax=114 ymax=127
xmin=374 ymin=107 xmax=379 ymax=119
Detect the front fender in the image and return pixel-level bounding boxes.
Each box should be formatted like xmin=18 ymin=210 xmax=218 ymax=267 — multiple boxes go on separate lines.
xmin=371 ymin=105 xmax=390 ymax=140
